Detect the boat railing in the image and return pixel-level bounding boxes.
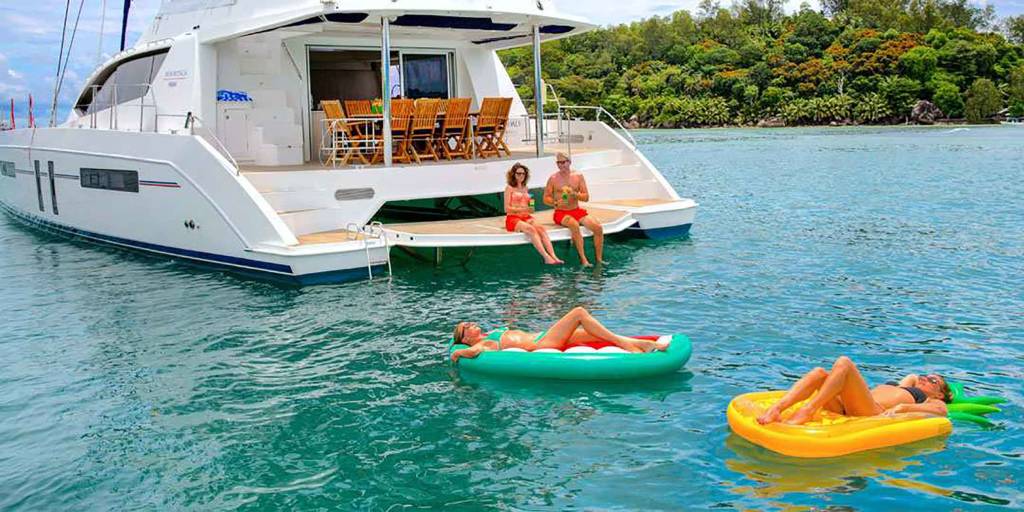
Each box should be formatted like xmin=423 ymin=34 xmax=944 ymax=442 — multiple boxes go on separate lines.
xmin=520 ymin=80 xmax=637 ymax=150
xmin=185 ymin=113 xmax=240 ymax=175
xmin=558 ymin=105 xmax=638 ymax=148
xmin=518 ymin=105 xmax=638 ymax=153
xmin=85 ymin=83 xmax=160 ymax=132
xmin=319 ymin=117 xmax=382 ymax=167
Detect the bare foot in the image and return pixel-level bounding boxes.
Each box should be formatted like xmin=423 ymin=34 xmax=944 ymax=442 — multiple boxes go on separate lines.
xmin=757 ymin=405 xmax=782 ymax=425
xmin=581 ymin=260 xmax=593 ymax=267
xmin=785 ymin=406 xmax=816 ymax=425
xmin=597 ymin=259 xmax=608 ymax=265
xmin=544 ymin=257 xmax=559 ymax=265
xmin=655 ymin=339 xmax=670 ymax=351
xmin=632 ymin=340 xmax=660 ymax=352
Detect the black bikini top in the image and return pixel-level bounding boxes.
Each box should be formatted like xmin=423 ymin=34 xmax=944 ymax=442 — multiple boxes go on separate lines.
xmin=886 ymin=381 xmax=929 ymax=404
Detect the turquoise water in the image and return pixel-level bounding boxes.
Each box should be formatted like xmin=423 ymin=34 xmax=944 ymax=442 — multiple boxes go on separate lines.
xmin=1 ymin=126 xmax=1022 ymax=510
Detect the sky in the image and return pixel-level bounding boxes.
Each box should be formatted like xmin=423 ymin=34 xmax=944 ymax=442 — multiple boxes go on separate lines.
xmin=1 ymin=0 xmax=1021 ymax=128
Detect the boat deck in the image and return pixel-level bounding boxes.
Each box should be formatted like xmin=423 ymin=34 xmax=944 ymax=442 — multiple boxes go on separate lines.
xmin=381 ymin=205 xmax=636 ymax=248
xmin=239 ymin=145 xmax=603 ymax=173
xmin=296 ymin=229 xmax=365 ymax=245
xmin=294 ymin=198 xmax=685 ymax=247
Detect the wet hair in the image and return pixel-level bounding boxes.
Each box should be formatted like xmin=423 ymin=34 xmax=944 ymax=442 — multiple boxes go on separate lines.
xmin=938 ymin=376 xmax=952 ymax=403
xmin=506 ymin=162 xmax=530 ymax=187
xmin=453 ymin=322 xmax=469 ymax=345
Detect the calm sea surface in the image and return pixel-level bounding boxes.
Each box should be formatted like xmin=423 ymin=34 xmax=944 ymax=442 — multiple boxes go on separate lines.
xmin=1 ymin=126 xmax=1021 ymax=511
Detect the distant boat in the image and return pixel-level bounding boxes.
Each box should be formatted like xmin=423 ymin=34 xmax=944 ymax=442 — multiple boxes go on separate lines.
xmin=1001 ymin=117 xmax=1023 ymax=125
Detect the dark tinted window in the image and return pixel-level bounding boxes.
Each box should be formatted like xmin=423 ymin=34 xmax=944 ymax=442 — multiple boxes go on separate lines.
xmin=0 ymin=161 xmax=14 ymax=178
xmin=77 ymin=51 xmax=168 ymax=114
xmin=80 ymin=168 xmax=139 ymax=193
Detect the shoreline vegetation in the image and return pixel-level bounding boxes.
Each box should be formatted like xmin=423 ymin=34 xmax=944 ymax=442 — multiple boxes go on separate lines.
xmin=499 ymin=0 xmax=1024 ymax=129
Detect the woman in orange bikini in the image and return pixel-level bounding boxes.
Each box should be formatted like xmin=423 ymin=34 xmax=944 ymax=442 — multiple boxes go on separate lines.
xmin=504 ymin=163 xmax=562 ymax=265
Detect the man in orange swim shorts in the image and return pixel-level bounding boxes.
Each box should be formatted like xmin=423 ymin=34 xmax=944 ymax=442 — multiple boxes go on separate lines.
xmin=544 ymin=152 xmax=605 ymax=266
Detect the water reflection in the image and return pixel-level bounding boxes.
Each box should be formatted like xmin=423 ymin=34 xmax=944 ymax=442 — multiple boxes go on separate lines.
xmin=724 ymin=434 xmax=950 ymax=498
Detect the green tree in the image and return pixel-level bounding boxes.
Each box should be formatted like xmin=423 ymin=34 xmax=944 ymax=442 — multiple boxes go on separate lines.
xmin=878 ymin=76 xmax=923 ymax=117
xmin=1008 ymin=66 xmax=1024 ymax=105
xmin=1007 ymin=16 xmax=1024 ymax=45
xmin=933 ymin=82 xmax=964 ymax=117
xmin=963 ymin=78 xmax=1001 ymax=122
xmin=854 ymin=92 xmax=892 ymax=123
xmin=1010 ymin=101 xmax=1024 ymax=117
xmin=898 ymin=46 xmax=939 ymax=80
xmin=497 ymin=3 xmax=1024 ymax=128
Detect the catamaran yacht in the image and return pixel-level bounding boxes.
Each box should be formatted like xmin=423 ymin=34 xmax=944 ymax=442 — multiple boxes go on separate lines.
xmin=0 ymin=0 xmax=697 ymax=284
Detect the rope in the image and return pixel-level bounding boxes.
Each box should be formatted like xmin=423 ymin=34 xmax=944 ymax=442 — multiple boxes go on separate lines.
xmin=49 ymin=0 xmax=73 ymax=127
xmin=54 ymin=0 xmax=87 ymax=121
xmin=97 ymin=0 xmax=107 ymax=64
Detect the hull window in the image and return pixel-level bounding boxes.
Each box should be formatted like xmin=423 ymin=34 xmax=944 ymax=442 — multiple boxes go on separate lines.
xmin=34 ymin=161 xmax=44 ymax=212
xmin=0 ymin=161 xmax=14 ymax=178
xmin=80 ymin=168 xmax=139 ymax=193
xmin=48 ymin=161 xmax=59 ymax=215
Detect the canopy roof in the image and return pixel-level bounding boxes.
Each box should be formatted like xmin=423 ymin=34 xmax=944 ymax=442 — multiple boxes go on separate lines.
xmin=142 ymin=0 xmax=594 ymax=49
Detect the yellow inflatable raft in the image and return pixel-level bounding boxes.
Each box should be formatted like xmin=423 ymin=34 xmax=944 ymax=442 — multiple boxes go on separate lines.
xmin=727 ymin=391 xmax=953 ymax=458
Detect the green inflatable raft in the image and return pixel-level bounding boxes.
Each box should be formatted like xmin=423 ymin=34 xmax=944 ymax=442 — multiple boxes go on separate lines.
xmin=449 ymin=333 xmax=693 ymax=380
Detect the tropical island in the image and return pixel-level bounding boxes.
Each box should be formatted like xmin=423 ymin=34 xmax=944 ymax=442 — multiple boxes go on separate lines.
xmin=500 ymin=0 xmax=1024 ymax=127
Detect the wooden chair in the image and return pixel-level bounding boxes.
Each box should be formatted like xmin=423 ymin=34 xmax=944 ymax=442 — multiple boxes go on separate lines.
xmin=375 ymin=99 xmax=415 ymax=164
xmin=343 ymin=100 xmax=373 ymax=136
xmin=407 ymin=99 xmax=442 ymax=163
xmin=344 ymin=100 xmax=372 ymax=117
xmin=436 ymin=97 xmax=471 ymax=160
xmin=475 ymin=97 xmax=504 ymax=158
xmin=321 ymin=100 xmax=370 ymax=166
xmin=493 ymin=97 xmax=514 ymax=157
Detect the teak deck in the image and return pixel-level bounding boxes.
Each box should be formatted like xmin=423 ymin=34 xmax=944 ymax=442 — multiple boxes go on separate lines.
xmin=384 ymin=207 xmax=626 ymax=236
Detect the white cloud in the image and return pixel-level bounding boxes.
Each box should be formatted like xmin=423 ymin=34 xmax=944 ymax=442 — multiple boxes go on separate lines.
xmin=1 ymin=12 xmax=55 ymax=36
xmin=0 ymin=53 xmax=27 ymax=96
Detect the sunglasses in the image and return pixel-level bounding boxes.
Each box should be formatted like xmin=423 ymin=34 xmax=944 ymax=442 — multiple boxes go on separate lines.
xmin=923 ymin=375 xmax=941 ymax=385
xmin=556 ymin=160 xmax=570 ymax=164
xmin=514 ymin=171 xmax=527 ymax=175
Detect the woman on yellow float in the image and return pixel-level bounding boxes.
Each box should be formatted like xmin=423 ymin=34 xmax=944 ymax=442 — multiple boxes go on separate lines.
xmin=757 ymin=356 xmax=951 ymax=425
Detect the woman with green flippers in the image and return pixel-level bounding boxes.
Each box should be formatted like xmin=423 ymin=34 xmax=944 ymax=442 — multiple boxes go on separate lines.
xmin=450 ymin=306 xmax=668 ymax=363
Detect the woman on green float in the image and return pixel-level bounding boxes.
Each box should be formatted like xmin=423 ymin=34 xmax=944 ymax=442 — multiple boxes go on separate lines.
xmin=757 ymin=356 xmax=951 ymax=425
xmin=450 ymin=306 xmax=668 ymax=362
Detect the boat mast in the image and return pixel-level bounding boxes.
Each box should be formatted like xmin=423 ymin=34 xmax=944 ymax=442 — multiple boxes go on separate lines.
xmin=119 ymin=0 xmax=131 ymax=52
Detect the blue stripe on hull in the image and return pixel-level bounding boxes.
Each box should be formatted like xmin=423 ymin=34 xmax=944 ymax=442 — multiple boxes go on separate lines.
xmin=624 ymin=223 xmax=693 ymax=240
xmin=0 ymin=202 xmax=379 ymax=285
